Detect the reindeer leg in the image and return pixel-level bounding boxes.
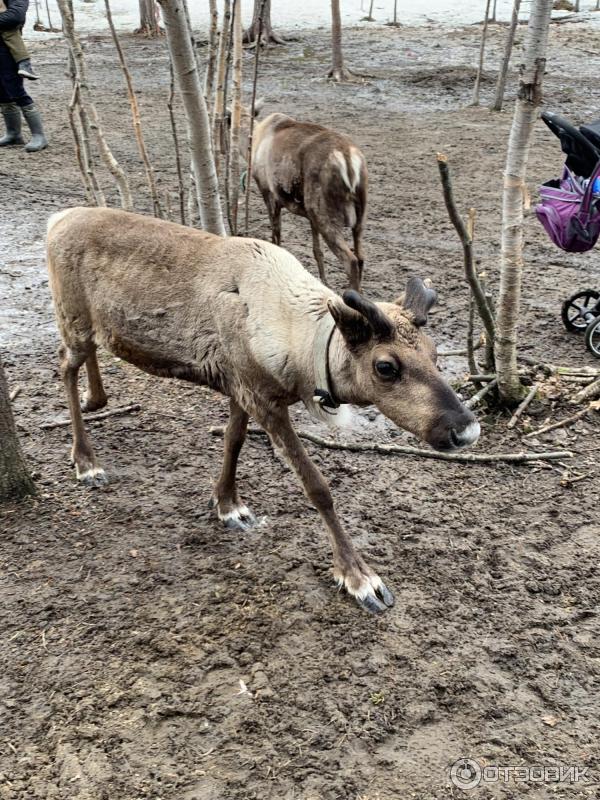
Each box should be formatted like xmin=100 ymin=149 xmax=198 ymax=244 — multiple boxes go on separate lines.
xmin=352 ymin=222 xmax=365 ymax=287
xmin=81 ymin=348 xmax=108 ymax=413
xmin=319 ymin=225 xmax=361 ymax=293
xmin=210 ymin=398 xmax=258 ymax=531
xmin=260 ymin=189 xmax=282 ymax=246
xmin=59 ymin=345 xmax=108 ymax=487
xmin=271 ymin=202 xmax=282 ymax=246
xmin=257 ymin=406 xmax=394 ymax=613
xmin=309 ymin=217 xmax=328 ymax=286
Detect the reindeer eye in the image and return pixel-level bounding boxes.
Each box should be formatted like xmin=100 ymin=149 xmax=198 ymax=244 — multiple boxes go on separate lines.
xmin=375 ymin=360 xmax=400 ymax=380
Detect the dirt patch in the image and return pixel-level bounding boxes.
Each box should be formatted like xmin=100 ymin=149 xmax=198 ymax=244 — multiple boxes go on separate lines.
xmin=1 ymin=21 xmax=600 ymax=800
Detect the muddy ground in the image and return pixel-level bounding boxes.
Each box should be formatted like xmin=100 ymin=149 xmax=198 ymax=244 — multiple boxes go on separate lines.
xmin=1 ymin=17 xmax=600 ymax=800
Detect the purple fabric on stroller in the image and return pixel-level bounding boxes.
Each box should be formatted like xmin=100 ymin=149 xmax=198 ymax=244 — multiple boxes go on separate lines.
xmin=535 ymin=162 xmax=600 ymax=253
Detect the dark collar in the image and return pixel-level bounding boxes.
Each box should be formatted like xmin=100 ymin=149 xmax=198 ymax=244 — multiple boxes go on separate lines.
xmin=312 ymin=313 xmax=340 ymax=413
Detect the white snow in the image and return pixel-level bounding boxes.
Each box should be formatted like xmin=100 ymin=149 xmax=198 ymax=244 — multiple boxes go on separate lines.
xmin=23 ymin=0 xmax=600 ymax=38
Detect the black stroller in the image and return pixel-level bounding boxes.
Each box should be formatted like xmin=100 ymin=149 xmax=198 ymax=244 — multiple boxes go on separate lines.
xmin=537 ymin=111 xmax=600 ymax=358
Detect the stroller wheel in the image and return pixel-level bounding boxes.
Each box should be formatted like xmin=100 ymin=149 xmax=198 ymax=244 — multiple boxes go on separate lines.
xmin=585 ymin=316 xmax=600 ymax=358
xmin=561 ymin=289 xmax=600 ymax=332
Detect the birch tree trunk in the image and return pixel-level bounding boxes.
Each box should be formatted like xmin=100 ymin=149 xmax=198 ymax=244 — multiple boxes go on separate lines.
xmin=204 ymin=0 xmax=219 ymax=104
xmin=329 ymin=0 xmax=348 ymax=81
xmin=495 ymin=0 xmax=553 ymax=404
xmin=491 ymin=0 xmax=522 ymax=112
xmin=228 ymin=0 xmax=243 ymax=233
xmin=0 ymin=355 xmax=35 ymax=502
xmin=158 ymin=0 xmax=225 ymax=236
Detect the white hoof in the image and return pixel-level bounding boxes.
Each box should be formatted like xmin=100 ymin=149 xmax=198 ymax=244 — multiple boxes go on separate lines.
xmin=334 ymin=570 xmax=394 ymax=613
xmin=76 ymin=466 xmax=108 ymax=488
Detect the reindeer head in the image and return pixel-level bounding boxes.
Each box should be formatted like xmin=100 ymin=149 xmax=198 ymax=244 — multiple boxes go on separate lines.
xmin=327 ymin=277 xmax=480 ymax=451
xmin=225 ymin=98 xmax=266 ymax=161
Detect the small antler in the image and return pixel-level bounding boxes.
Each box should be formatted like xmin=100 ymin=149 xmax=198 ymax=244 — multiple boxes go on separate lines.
xmin=342 ymin=290 xmax=395 ymax=340
xmin=401 ymin=277 xmax=437 ymax=327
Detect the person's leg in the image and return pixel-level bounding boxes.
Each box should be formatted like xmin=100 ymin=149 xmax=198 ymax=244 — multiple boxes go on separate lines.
xmin=0 ymin=42 xmax=24 ymax=146
xmin=0 ymin=41 xmax=47 ymax=151
xmin=1 ymin=29 xmax=30 ymax=65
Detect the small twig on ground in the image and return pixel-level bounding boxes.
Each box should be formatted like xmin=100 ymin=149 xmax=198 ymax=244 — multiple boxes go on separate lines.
xmin=466 ymin=378 xmax=497 ymax=409
xmin=507 ymin=383 xmax=537 ymax=429
xmin=41 ymin=403 xmax=141 ymax=430
xmin=468 ymin=373 xmax=496 ymax=382
xmin=209 ymin=425 xmax=571 ymax=464
xmin=9 ymin=385 xmax=22 ymax=402
xmin=524 ymin=403 xmax=597 ymax=438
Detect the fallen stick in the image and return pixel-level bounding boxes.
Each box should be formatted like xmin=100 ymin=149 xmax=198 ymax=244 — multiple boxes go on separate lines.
xmin=523 ymin=405 xmax=593 ymax=438
xmin=209 ymin=425 xmax=572 ymax=464
xmin=41 ymin=403 xmax=141 ymax=430
xmin=466 ymin=378 xmax=497 ymax=409
xmin=573 ymin=377 xmax=600 ymax=404
xmin=468 ymin=373 xmax=496 ymax=382
xmin=9 ymin=385 xmax=22 ymax=402
xmin=507 ymin=383 xmax=537 ymax=429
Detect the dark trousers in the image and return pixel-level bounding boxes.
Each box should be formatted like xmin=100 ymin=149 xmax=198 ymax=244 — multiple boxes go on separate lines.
xmin=0 ymin=39 xmax=32 ymax=107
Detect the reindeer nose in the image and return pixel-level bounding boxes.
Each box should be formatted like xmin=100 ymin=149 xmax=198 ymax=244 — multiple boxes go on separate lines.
xmin=450 ymin=420 xmax=480 ymax=449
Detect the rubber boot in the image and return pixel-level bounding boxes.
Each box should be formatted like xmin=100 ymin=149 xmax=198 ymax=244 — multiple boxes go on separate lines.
xmin=0 ymin=102 xmax=25 ymax=147
xmin=22 ymin=104 xmax=48 ymax=152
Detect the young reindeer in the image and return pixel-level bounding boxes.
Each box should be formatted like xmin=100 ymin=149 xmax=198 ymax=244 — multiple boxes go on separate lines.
xmin=47 ymin=207 xmax=479 ymax=614
xmin=248 ymin=110 xmax=368 ymax=292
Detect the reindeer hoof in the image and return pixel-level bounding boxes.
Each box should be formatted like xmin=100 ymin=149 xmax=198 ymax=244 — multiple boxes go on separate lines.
xmin=77 ymin=467 xmax=109 ymax=488
xmin=211 ymin=500 xmax=262 ymax=531
xmin=80 ymin=396 xmax=108 ymax=413
xmin=336 ymin=572 xmax=395 ymax=614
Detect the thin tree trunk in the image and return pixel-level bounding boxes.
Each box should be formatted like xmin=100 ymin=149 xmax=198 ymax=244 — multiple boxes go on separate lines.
xmin=212 ymin=0 xmax=231 ymax=176
xmin=204 ymin=0 xmax=219 ymax=103
xmin=136 ymin=0 xmax=161 ymax=35
xmin=105 ymin=0 xmax=162 ymax=218
xmin=243 ymin=0 xmax=285 ymax=45
xmin=68 ymin=83 xmax=95 ymax=204
xmin=495 ymin=0 xmax=553 ymax=405
xmin=491 ymin=0 xmax=521 ymax=112
xmin=244 ymin=4 xmax=264 ymax=235
xmin=228 ymin=0 xmax=243 ymax=234
xmin=472 ymin=0 xmax=492 ymax=105
xmin=329 ymin=0 xmax=348 ymax=81
xmin=0 ymin=355 xmax=35 ymax=502
xmin=167 ymin=58 xmax=186 ymax=226
xmin=57 ymin=0 xmax=133 ymax=211
xmin=158 ymin=0 xmax=225 ymax=236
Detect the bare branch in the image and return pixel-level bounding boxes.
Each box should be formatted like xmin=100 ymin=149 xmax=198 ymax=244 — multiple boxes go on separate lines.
xmin=209 ymin=425 xmax=572 ymax=464
xmin=41 ymin=404 xmax=141 ymax=430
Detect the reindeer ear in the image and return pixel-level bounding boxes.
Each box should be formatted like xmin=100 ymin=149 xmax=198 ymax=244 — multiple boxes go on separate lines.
xmin=327 ymin=297 xmax=372 ymax=348
xmin=253 ymin=97 xmax=266 ymax=117
xmin=397 ymin=277 xmax=437 ymax=327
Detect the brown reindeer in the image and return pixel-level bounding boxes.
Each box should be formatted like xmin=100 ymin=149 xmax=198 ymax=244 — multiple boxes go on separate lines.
xmin=46 ymin=207 xmax=479 ymax=613
xmin=249 ymin=111 xmax=368 ymax=292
